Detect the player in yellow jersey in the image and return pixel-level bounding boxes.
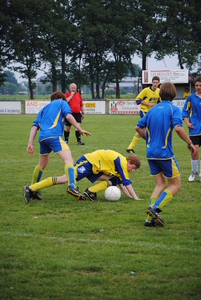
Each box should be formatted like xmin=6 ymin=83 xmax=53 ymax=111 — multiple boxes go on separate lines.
xmin=126 ymin=76 xmax=160 ymax=153
xmin=24 ymin=149 xmax=141 ymax=202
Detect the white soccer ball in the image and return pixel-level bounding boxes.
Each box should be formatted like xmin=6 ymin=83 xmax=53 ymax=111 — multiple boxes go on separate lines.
xmin=105 ymin=186 xmax=121 ymax=201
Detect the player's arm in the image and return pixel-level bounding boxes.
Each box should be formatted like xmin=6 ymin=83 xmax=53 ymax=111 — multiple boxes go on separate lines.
xmin=121 ymin=183 xmax=140 ymax=200
xmin=66 ymin=114 xmax=91 ymax=136
xmin=141 ymin=100 xmax=154 ymax=108
xmin=135 ymin=125 xmax=146 ymax=139
xmin=183 ymin=117 xmax=193 ymax=129
xmin=174 ymin=125 xmax=196 ymax=154
xmin=27 ymin=125 xmax=38 ymax=155
xmin=182 ymin=98 xmax=192 ymax=128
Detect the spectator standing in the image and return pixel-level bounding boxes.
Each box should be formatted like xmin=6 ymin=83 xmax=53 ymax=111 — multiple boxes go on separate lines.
xmin=183 ymin=87 xmax=190 ymax=99
xmin=64 ymin=83 xmax=85 ymax=145
xmin=126 ymin=76 xmax=160 ymax=153
xmin=182 ymin=76 xmax=201 ymax=182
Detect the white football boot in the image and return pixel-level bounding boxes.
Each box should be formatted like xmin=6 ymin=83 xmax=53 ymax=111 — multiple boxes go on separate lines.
xmin=188 ymin=171 xmax=198 ymax=182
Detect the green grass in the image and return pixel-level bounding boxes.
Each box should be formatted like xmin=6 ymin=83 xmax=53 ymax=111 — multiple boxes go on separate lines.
xmin=0 ymin=114 xmax=200 ymax=300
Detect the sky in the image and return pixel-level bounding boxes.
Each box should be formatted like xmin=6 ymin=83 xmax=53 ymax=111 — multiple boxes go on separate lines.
xmin=13 ymin=54 xmax=181 ymax=83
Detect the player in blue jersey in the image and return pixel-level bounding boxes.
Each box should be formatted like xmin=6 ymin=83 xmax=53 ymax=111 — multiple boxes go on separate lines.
xmin=182 ymin=75 xmax=201 ymax=183
xmin=24 ymin=91 xmax=91 ymax=203
xmin=23 ymin=149 xmax=141 ymax=201
xmin=135 ymin=82 xmax=195 ymax=227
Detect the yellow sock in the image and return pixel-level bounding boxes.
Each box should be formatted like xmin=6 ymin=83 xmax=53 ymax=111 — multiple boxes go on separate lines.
xmin=153 ymin=189 xmax=173 ymax=209
xmin=89 ymin=181 xmax=109 ymax=193
xmin=65 ymin=163 xmax=75 ymax=188
xmin=147 ymin=196 xmax=157 ymax=221
xmin=128 ymin=134 xmax=140 ymax=149
xmin=29 ymin=177 xmax=57 ymax=191
xmin=31 ymin=165 xmax=43 ymax=184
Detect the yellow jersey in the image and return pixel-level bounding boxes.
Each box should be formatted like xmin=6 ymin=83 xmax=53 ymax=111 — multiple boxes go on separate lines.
xmin=84 ymin=149 xmax=131 ymax=186
xmin=136 ymin=87 xmax=160 ymax=114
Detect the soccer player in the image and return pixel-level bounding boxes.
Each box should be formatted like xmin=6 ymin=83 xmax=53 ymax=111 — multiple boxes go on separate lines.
xmin=135 ymin=82 xmax=195 ymax=227
xmin=23 ymin=149 xmax=141 ymax=202
xmin=64 ymin=83 xmax=85 ymax=145
xmin=182 ymin=76 xmax=201 ymax=182
xmin=126 ymin=76 xmax=160 ymax=153
xmin=24 ymin=91 xmax=91 ymax=203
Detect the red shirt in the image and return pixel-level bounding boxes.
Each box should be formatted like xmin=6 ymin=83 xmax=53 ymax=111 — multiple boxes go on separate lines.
xmin=65 ymin=92 xmax=83 ymax=113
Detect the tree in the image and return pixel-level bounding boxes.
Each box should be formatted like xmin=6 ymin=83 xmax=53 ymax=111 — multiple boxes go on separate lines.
xmin=160 ymin=0 xmax=199 ymax=69
xmin=7 ymin=0 xmax=50 ymax=99
xmin=103 ymin=0 xmax=138 ymax=98
xmin=0 ymin=1 xmax=13 ymax=86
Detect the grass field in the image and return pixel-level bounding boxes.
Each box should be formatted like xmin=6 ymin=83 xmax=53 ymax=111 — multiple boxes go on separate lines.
xmin=0 ymin=114 xmax=200 ymax=300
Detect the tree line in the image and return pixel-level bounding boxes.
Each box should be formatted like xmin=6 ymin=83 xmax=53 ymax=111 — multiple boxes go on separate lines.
xmin=0 ymin=0 xmax=200 ymax=99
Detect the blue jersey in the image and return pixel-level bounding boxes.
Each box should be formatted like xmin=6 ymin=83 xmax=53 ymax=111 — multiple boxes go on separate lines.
xmin=137 ymin=100 xmax=182 ymax=159
xmin=182 ymin=92 xmax=201 ymax=136
xmin=32 ymin=100 xmax=71 ymax=141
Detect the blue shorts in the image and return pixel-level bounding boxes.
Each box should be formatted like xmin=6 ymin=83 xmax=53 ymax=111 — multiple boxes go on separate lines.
xmin=148 ymin=158 xmax=180 ymax=179
xmin=75 ymin=155 xmax=104 ymax=183
xmin=39 ymin=137 xmax=69 ymax=154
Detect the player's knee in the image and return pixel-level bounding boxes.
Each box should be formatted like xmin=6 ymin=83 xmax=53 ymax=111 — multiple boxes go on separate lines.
xmin=109 ymin=177 xmax=119 ymax=186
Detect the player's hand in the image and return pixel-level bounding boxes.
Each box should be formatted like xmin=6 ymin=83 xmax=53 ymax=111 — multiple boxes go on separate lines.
xmin=71 ymin=92 xmax=75 ymax=96
xmin=80 ymin=129 xmax=91 ymax=136
xmin=187 ymin=143 xmax=195 ymax=154
xmin=149 ymin=103 xmax=154 ymax=108
xmin=27 ymin=144 xmax=33 ymax=155
xmin=187 ymin=122 xmax=193 ymax=129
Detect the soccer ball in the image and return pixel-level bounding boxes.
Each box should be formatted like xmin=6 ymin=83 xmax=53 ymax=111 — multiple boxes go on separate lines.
xmin=105 ymin=186 xmax=121 ymax=201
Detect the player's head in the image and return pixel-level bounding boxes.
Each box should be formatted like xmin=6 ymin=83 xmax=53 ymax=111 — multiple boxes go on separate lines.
xmin=50 ymin=91 xmax=66 ymax=102
xmin=70 ymin=83 xmax=77 ymax=93
xmin=151 ymin=76 xmax=160 ymax=90
xmin=194 ymin=76 xmax=201 ymax=93
xmin=159 ymin=82 xmax=176 ymax=101
xmin=126 ymin=154 xmax=141 ymax=172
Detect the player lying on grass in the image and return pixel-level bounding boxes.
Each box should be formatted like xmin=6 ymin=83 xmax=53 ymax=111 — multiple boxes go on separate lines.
xmin=24 ymin=149 xmax=141 ymax=203
xmin=24 ymin=91 xmax=91 ymax=203
xmin=135 ymin=82 xmax=196 ymax=227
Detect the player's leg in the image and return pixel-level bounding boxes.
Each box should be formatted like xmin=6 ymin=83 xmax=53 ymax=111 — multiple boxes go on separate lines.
xmin=24 ymin=154 xmax=49 ymax=203
xmin=64 ymin=124 xmax=71 ymax=144
xmin=146 ymin=158 xmax=180 ymax=226
xmin=74 ymin=113 xmax=84 ymax=145
xmin=126 ymin=111 xmax=144 ymax=153
xmin=188 ymin=136 xmax=200 ymax=182
xmin=24 ymin=175 xmax=68 ymax=204
xmin=84 ymin=175 xmax=119 ymax=201
xmin=145 ymin=173 xmax=166 ymax=226
xmin=57 ymin=146 xmax=85 ymax=200
xmin=126 ymin=132 xmax=140 ymax=153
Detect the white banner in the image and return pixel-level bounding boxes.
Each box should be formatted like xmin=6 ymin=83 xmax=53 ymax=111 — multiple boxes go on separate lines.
xmin=83 ymin=100 xmax=105 ymax=114
xmin=142 ymin=69 xmax=189 ymax=84
xmin=109 ymin=99 xmax=185 ymax=114
xmin=0 ymin=101 xmax=21 ymax=114
xmin=173 ymin=99 xmax=185 ymax=112
xmin=25 ymin=101 xmax=50 ymax=114
xmin=109 ymin=100 xmax=139 ymax=115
